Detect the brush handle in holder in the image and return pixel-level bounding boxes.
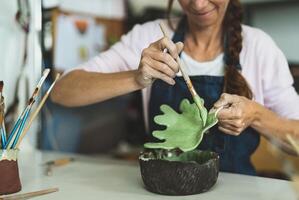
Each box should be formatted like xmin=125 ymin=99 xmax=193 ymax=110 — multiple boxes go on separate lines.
xmin=0 ymin=149 xmax=22 ymax=195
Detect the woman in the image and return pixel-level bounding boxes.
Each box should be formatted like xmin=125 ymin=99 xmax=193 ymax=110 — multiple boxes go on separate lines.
xmin=51 ymin=0 xmax=299 ymax=175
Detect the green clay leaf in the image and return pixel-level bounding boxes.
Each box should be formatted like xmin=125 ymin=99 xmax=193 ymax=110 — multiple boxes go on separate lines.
xmin=144 ymin=98 xmax=219 ymax=152
xmin=194 ymin=96 xmax=207 ymax=127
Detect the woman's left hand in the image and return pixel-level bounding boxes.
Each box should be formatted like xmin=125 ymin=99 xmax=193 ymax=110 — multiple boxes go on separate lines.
xmin=213 ymin=93 xmax=258 ymax=136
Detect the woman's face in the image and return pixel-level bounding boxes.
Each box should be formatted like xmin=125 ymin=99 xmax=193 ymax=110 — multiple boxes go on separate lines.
xmin=178 ymin=0 xmax=230 ymax=28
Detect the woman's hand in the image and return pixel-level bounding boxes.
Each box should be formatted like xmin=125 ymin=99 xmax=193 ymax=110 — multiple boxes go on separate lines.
xmin=135 ymin=37 xmax=184 ymax=88
xmin=213 ymin=93 xmax=258 ymax=136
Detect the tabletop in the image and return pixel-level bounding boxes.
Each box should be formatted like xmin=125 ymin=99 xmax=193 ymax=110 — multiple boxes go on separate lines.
xmin=6 ymin=150 xmax=297 ymax=200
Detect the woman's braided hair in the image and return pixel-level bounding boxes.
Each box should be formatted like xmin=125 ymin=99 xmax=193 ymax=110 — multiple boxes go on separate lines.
xmin=167 ymin=0 xmax=253 ymax=99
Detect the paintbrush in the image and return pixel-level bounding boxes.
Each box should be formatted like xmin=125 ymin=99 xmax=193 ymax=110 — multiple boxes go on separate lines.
xmin=159 ymin=22 xmax=207 ymax=125
xmin=286 ymin=134 xmax=299 ymax=155
xmin=15 ymin=74 xmax=61 ymax=148
xmin=0 ymin=81 xmax=3 ymax=122
xmin=268 ymin=137 xmax=299 ymax=197
xmin=4 ymin=69 xmax=50 ymax=149
xmin=44 ymin=157 xmax=75 ymax=176
xmin=7 ymin=105 xmax=33 ymax=149
xmin=30 ymin=69 xmax=50 ymax=101
xmin=0 ymin=188 xmax=58 ymax=200
xmin=4 ymin=98 xmax=35 ymax=149
xmin=0 ymin=81 xmax=7 ymax=148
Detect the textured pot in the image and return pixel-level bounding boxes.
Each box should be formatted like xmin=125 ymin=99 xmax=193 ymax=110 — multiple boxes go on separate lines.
xmin=139 ymin=149 xmax=219 ymax=195
xmin=0 ymin=149 xmax=22 ymax=195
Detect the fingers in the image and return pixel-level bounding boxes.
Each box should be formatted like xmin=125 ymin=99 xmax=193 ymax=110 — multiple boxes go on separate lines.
xmin=218 ymin=126 xmax=241 ymax=136
xmin=218 ymin=119 xmax=244 ymax=136
xmin=137 ymin=37 xmax=184 ymax=87
xmin=214 ymin=93 xmax=240 ymax=108
xmin=153 ymin=37 xmax=181 ymax=59
xmin=147 ymin=57 xmax=176 ymax=78
xmin=220 ymin=119 xmax=245 ymax=129
xmin=142 ymin=64 xmax=175 ymax=85
xmin=214 ymin=93 xmax=254 ymax=136
xmin=218 ymin=118 xmax=247 ymax=136
xmin=148 ymin=50 xmax=179 ymax=73
xmin=141 ymin=55 xmax=176 ymax=85
xmin=217 ymin=106 xmax=242 ymax=120
xmin=175 ymin=42 xmax=184 ymax=54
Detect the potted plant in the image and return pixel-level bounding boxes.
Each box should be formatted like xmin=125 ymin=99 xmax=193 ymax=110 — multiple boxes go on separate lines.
xmin=139 ymin=98 xmax=220 ymax=195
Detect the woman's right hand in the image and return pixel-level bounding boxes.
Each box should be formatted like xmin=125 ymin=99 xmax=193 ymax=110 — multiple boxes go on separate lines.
xmin=135 ymin=37 xmax=184 ymax=88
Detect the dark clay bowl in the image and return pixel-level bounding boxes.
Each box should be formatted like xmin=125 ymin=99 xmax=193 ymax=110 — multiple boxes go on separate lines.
xmin=139 ymin=149 xmax=219 ymax=195
xmin=0 ymin=160 xmax=22 ymax=195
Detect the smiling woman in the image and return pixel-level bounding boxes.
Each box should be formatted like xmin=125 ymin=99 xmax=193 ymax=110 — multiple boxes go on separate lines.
xmin=179 ymin=0 xmax=229 ymax=27
xmin=51 ymin=0 xmax=299 ymax=176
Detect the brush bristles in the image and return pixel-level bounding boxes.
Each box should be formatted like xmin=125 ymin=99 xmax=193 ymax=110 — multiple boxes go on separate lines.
xmin=0 ymin=69 xmax=50 ymax=149
xmin=15 ymin=73 xmax=60 ymax=148
xmin=0 ymin=81 xmax=3 ymax=93
xmin=28 ymin=97 xmax=34 ymax=105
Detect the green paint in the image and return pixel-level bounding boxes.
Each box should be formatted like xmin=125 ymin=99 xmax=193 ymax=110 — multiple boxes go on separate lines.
xmin=144 ymin=98 xmax=218 ymax=152
xmin=193 ymin=95 xmax=207 ymax=127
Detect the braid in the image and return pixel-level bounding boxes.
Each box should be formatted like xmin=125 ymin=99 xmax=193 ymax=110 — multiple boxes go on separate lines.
xmin=223 ymin=0 xmax=253 ymax=99
xmin=167 ymin=0 xmax=252 ymax=98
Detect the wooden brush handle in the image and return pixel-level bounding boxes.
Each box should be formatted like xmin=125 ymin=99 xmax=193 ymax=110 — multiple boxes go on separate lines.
xmin=286 ymin=134 xmax=299 ymax=155
xmin=159 ymin=22 xmax=207 ymax=124
xmin=0 ymin=188 xmax=58 ymax=200
xmin=159 ymin=23 xmax=199 ymax=98
xmin=15 ymin=74 xmax=61 ymax=148
xmin=46 ymin=158 xmax=75 ymax=167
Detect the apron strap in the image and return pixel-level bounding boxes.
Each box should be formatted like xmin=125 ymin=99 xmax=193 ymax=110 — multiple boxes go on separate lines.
xmin=172 ymin=16 xmax=187 ymax=43
xmin=173 ymin=16 xmax=242 ymax=70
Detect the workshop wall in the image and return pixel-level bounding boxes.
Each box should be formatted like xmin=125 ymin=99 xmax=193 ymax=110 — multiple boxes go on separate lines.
xmin=0 ymin=0 xmax=42 ymax=150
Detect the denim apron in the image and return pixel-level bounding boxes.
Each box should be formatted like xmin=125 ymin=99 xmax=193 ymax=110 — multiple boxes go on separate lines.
xmin=148 ymin=19 xmax=260 ymax=176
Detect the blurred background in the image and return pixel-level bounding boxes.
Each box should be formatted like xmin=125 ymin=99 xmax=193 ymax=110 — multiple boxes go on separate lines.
xmin=0 ymin=0 xmax=299 ymax=178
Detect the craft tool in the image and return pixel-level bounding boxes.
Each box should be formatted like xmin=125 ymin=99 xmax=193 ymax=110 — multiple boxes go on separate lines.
xmin=4 ymin=108 xmax=28 ymax=148
xmin=0 ymin=81 xmax=7 ymax=147
xmin=0 ymin=188 xmax=58 ymax=200
xmin=44 ymin=157 xmax=75 ymax=176
xmin=268 ymin=136 xmax=299 ymax=197
xmin=10 ymin=106 xmax=32 ymax=149
xmin=4 ymin=99 xmax=34 ymax=149
xmin=0 ymin=128 xmax=5 ymax=149
xmin=30 ymin=69 xmax=50 ymax=101
xmin=159 ymin=22 xmax=208 ymax=125
xmin=15 ymin=73 xmax=60 ymax=148
xmin=4 ymin=69 xmax=50 ymax=149
xmin=286 ymin=134 xmax=299 ymax=155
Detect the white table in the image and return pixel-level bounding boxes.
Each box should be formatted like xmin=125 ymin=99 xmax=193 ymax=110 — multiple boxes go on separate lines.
xmin=12 ymin=150 xmax=297 ymax=200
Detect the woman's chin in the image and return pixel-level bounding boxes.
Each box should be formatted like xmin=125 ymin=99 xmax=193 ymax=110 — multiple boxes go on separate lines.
xmin=188 ymin=13 xmax=219 ymax=29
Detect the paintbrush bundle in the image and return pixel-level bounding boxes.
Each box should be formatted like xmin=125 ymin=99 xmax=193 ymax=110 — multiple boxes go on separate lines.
xmin=0 ymin=69 xmax=60 ymax=195
xmin=0 ymin=69 xmax=60 ymax=150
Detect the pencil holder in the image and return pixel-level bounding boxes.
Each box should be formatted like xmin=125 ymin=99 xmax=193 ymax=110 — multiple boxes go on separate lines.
xmin=0 ymin=149 xmax=22 ymax=195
